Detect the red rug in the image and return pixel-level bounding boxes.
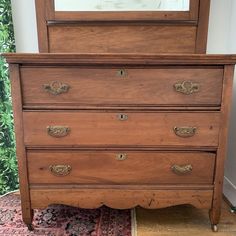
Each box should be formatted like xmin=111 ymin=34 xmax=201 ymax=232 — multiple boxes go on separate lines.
xmin=0 ymin=194 xmax=132 ymax=236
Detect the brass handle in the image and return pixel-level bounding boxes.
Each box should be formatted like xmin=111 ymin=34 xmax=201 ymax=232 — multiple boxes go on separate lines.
xmin=117 ymin=69 xmax=127 ymax=77
xmin=116 ymin=153 xmax=127 ymax=161
xmin=49 ymin=165 xmax=72 ymax=177
xmin=117 ymin=113 xmax=128 ymax=121
xmin=172 ymin=164 xmax=193 ymax=175
xmin=43 ymin=81 xmax=70 ymax=95
xmin=47 ymin=126 xmax=70 ymax=138
xmin=174 ymin=126 xmax=197 ymax=138
xmin=174 ymin=81 xmax=200 ymax=95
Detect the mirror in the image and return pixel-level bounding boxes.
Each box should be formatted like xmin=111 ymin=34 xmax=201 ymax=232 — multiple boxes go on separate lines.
xmin=55 ymin=0 xmax=190 ymax=12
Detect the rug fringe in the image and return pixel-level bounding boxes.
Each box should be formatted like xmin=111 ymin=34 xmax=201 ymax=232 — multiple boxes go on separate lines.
xmin=131 ymin=208 xmax=138 ymax=236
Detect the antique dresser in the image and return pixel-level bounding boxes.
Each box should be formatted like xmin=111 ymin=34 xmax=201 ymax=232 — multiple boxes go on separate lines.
xmin=4 ymin=0 xmax=236 ymax=232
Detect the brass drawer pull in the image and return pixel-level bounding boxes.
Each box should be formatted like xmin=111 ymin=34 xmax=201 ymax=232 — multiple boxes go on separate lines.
xmin=43 ymin=81 xmax=70 ymax=95
xmin=174 ymin=126 xmax=197 ymax=138
xmin=117 ymin=69 xmax=127 ymax=77
xmin=47 ymin=126 xmax=70 ymax=138
xmin=172 ymin=164 xmax=193 ymax=175
xmin=174 ymin=81 xmax=200 ymax=95
xmin=49 ymin=165 xmax=72 ymax=177
xmin=116 ymin=153 xmax=127 ymax=161
xmin=117 ymin=113 xmax=128 ymax=121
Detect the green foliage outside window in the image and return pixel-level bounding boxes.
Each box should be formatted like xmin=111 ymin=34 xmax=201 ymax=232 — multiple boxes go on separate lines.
xmin=0 ymin=0 xmax=18 ymax=195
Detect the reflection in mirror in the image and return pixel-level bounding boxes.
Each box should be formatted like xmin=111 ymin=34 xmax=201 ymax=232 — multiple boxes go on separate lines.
xmin=55 ymin=0 xmax=190 ymax=12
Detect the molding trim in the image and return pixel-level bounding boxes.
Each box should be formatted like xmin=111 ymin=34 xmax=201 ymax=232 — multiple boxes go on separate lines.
xmin=223 ymin=176 xmax=236 ymax=206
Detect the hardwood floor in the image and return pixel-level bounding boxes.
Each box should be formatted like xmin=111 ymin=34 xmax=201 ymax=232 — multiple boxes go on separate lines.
xmin=136 ymin=201 xmax=236 ymax=236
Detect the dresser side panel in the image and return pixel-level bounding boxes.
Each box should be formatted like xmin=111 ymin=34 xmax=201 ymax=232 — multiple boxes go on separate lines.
xmin=9 ymin=64 xmax=32 ymax=224
xmin=210 ymin=65 xmax=235 ymax=225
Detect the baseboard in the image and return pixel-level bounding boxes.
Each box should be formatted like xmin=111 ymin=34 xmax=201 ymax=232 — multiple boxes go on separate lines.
xmin=223 ymin=176 xmax=236 ymax=207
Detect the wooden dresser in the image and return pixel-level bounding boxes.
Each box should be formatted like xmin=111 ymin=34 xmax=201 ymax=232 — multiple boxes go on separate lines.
xmin=4 ymin=0 xmax=236 ymax=233
xmin=5 ymin=54 xmax=236 ymax=232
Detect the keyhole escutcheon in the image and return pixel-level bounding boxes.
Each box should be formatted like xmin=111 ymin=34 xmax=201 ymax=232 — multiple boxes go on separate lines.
xmin=117 ymin=113 xmax=128 ymax=121
xmin=116 ymin=153 xmax=127 ymax=161
xmin=117 ymin=69 xmax=127 ymax=77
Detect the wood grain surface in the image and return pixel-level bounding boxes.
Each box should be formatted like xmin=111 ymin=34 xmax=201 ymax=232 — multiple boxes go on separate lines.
xmin=30 ymin=189 xmax=213 ymax=209
xmin=23 ymin=111 xmax=221 ymax=147
xmin=48 ymin=25 xmax=196 ymax=54
xmin=4 ymin=53 xmax=236 ymax=65
xmin=136 ymin=200 xmax=236 ymax=235
xmin=9 ymin=65 xmax=33 ymax=225
xmin=210 ymin=65 xmax=235 ymax=226
xmin=5 ymin=52 xmax=236 ymax=230
xmin=27 ymin=150 xmax=215 ymax=185
xmin=21 ymin=67 xmax=223 ymax=107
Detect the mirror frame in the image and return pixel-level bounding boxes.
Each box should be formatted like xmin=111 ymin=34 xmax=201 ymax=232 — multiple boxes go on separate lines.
xmin=39 ymin=0 xmax=198 ymax=21
xmin=35 ymin=0 xmax=210 ymax=53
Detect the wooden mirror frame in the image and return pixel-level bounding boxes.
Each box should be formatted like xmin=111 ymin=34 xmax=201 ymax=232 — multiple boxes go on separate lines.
xmin=52 ymin=0 xmax=196 ymax=20
xmin=35 ymin=0 xmax=210 ymax=53
xmin=53 ymin=0 xmax=192 ymax=15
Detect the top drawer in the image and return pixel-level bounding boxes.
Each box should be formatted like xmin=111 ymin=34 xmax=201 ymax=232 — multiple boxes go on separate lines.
xmin=21 ymin=67 xmax=223 ymax=108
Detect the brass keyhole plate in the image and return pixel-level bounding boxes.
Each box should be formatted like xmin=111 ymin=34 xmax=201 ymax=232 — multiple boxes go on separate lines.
xmin=117 ymin=69 xmax=127 ymax=77
xmin=117 ymin=113 xmax=128 ymax=121
xmin=116 ymin=153 xmax=127 ymax=161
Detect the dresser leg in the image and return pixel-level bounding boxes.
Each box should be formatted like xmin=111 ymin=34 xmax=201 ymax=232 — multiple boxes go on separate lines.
xmin=211 ymin=224 xmax=218 ymax=232
xmin=209 ymin=207 xmax=221 ymax=232
xmin=27 ymin=224 xmax=34 ymax=231
xmin=22 ymin=208 xmax=34 ymax=231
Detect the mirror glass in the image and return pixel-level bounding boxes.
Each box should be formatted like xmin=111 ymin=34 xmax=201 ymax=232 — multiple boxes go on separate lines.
xmin=55 ymin=0 xmax=190 ymax=12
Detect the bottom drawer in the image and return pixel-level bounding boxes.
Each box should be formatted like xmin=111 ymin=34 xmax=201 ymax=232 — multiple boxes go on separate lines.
xmin=28 ymin=151 xmax=215 ymax=185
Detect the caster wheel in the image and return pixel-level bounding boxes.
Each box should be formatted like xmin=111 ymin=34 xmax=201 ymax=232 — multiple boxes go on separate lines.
xmin=230 ymin=207 xmax=236 ymax=213
xmin=212 ymin=224 xmax=218 ymax=232
xmin=27 ymin=224 xmax=34 ymax=231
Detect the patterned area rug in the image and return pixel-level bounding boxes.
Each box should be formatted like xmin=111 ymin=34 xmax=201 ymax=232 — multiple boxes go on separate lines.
xmin=0 ymin=193 xmax=132 ymax=236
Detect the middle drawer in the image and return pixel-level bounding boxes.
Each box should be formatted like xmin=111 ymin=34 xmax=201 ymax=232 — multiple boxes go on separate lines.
xmin=23 ymin=111 xmax=220 ymax=147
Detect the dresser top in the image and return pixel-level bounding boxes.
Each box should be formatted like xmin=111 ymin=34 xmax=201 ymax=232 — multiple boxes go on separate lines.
xmin=4 ymin=53 xmax=236 ymax=65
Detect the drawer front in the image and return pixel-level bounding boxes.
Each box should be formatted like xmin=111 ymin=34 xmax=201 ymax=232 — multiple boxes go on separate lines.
xmin=21 ymin=67 xmax=223 ymax=107
xmin=28 ymin=151 xmax=215 ymax=185
xmin=23 ymin=112 xmax=220 ymax=147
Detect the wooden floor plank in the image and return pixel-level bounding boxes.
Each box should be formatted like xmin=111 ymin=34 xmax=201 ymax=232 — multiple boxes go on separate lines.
xmin=136 ymin=201 xmax=236 ymax=235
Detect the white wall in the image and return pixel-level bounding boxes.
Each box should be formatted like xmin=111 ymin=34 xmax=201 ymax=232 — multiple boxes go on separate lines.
xmin=10 ymin=0 xmax=236 ymax=205
xmin=227 ymin=0 xmax=236 ymax=52
xmin=11 ymin=0 xmax=38 ymax=52
xmin=207 ymin=0 xmax=231 ymax=53
xmin=223 ymin=0 xmax=236 ymax=206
